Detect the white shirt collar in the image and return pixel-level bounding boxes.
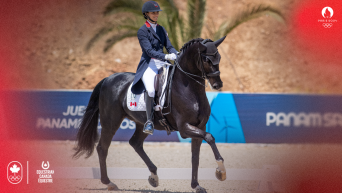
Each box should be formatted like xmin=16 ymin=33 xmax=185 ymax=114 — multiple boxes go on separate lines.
xmin=147 ymin=20 xmax=157 ymax=32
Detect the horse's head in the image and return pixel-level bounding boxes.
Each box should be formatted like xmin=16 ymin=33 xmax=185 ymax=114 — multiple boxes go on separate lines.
xmin=197 ymin=36 xmax=226 ymax=91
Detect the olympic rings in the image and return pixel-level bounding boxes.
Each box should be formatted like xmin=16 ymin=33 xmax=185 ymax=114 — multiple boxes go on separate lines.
xmin=322 ymin=23 xmax=333 ymax=28
xmin=9 ymin=175 xmax=21 ymax=181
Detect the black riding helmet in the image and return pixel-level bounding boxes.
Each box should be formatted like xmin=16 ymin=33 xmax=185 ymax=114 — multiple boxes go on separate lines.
xmin=142 ymin=1 xmax=162 ymax=22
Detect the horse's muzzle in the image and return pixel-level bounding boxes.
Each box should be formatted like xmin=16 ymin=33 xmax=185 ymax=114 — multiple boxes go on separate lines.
xmin=212 ymin=82 xmax=223 ymax=91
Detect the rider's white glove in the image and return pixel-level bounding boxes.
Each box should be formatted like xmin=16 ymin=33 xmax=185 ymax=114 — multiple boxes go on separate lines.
xmin=165 ymin=53 xmax=177 ymax=61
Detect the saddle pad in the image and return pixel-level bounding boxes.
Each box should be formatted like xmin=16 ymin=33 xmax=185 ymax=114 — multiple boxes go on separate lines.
xmin=127 ymin=64 xmax=170 ymax=111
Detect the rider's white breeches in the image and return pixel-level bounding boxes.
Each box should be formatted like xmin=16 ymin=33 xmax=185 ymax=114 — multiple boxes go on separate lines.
xmin=142 ymin=59 xmax=166 ymax=97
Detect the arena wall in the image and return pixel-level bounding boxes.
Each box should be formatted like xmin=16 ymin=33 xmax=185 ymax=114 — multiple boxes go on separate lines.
xmin=5 ymin=90 xmax=342 ymax=143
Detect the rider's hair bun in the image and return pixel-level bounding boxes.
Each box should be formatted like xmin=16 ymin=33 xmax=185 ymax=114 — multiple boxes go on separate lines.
xmin=143 ymin=13 xmax=148 ymax=20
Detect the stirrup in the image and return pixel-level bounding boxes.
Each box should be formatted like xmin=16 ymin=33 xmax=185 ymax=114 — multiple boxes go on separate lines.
xmin=143 ymin=120 xmax=154 ymax=135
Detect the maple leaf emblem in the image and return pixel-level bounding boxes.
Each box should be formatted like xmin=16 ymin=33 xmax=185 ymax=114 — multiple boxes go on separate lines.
xmin=10 ymin=164 xmax=20 ymax=174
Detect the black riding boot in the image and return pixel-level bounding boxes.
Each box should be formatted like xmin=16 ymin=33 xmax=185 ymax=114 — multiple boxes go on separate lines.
xmin=143 ymin=91 xmax=154 ymax=135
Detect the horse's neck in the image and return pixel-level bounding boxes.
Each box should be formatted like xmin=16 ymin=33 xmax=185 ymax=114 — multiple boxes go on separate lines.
xmin=174 ymin=50 xmax=206 ymax=97
xmin=178 ymin=48 xmax=203 ymax=78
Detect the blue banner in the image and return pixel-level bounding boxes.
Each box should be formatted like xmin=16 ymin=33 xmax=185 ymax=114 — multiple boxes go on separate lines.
xmin=207 ymin=93 xmax=245 ymax=143
xmin=233 ymin=94 xmax=342 ymax=143
xmin=7 ymin=90 xmax=178 ymax=142
xmin=3 ymin=90 xmax=342 ymax=143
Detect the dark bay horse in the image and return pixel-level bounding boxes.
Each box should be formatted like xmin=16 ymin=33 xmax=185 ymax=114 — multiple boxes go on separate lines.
xmin=73 ymin=36 xmax=227 ymax=193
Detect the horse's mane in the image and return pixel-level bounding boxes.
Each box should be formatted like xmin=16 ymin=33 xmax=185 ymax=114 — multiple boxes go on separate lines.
xmin=179 ymin=38 xmax=205 ymax=52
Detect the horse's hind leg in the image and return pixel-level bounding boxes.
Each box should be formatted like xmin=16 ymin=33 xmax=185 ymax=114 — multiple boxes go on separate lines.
xmin=129 ymin=124 xmax=159 ymax=187
xmin=96 ymin=114 xmax=124 ymax=190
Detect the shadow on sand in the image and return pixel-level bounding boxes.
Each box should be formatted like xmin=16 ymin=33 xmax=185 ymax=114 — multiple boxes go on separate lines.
xmin=80 ymin=188 xmax=193 ymax=193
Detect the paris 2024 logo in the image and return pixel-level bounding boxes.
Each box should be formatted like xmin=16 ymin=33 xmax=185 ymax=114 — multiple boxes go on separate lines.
xmin=319 ymin=7 xmax=338 ymax=28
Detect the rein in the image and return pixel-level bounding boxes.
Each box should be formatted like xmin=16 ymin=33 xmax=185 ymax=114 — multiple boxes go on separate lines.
xmin=174 ymin=55 xmax=206 ymax=87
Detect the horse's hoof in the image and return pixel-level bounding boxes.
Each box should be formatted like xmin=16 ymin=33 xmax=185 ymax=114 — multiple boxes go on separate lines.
xmin=215 ymin=168 xmax=226 ymax=181
xmin=106 ymin=182 xmax=119 ymax=191
xmin=148 ymin=173 xmax=159 ymax=187
xmin=195 ymin=185 xmax=207 ymax=193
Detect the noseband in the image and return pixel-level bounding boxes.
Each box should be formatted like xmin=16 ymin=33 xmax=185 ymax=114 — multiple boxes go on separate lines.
xmin=175 ymin=41 xmax=221 ymax=87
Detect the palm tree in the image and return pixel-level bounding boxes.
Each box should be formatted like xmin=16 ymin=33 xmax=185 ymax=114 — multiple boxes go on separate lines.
xmin=85 ymin=0 xmax=145 ymax=52
xmin=206 ymin=4 xmax=285 ymax=41
xmin=85 ymin=0 xmax=284 ymax=53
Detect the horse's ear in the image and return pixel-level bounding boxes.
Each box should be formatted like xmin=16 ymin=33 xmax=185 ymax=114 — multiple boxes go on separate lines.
xmin=214 ymin=36 xmax=226 ymax=47
xmin=199 ymin=42 xmax=207 ymax=52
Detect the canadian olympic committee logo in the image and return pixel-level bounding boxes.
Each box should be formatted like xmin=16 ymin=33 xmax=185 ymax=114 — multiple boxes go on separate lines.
xmin=7 ymin=161 xmax=23 ymax=184
xmin=318 ymin=6 xmax=338 ymax=28
xmin=37 ymin=161 xmax=54 ymax=183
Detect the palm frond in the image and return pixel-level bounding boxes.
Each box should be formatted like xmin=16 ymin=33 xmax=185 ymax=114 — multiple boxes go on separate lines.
xmin=104 ymin=0 xmax=143 ymax=16
xmin=103 ymin=31 xmax=137 ymax=52
xmin=155 ymin=0 xmax=178 ymax=18
xmin=213 ymin=5 xmax=285 ymax=40
xmin=117 ymin=17 xmax=145 ymax=31
xmin=85 ymin=23 xmax=117 ymax=52
xmin=155 ymin=0 xmax=183 ymax=50
xmin=186 ymin=0 xmax=206 ymax=41
xmin=117 ymin=25 xmax=140 ymax=31
xmin=104 ymin=7 xmax=142 ymax=16
xmin=204 ymin=17 xmax=217 ymax=39
xmin=167 ymin=22 xmax=180 ymax=50
xmin=177 ymin=17 xmax=185 ymax=47
xmin=213 ymin=22 xmax=229 ymax=41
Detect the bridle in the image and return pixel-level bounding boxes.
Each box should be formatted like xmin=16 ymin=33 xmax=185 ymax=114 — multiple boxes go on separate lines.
xmin=174 ymin=39 xmax=221 ymax=87
xmin=160 ymin=40 xmax=221 ymax=116
xmin=199 ymin=49 xmax=221 ymax=79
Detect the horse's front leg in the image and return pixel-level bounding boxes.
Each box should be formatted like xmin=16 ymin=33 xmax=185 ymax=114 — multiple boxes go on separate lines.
xmin=182 ymin=123 xmax=227 ymax=183
xmin=191 ymin=138 xmax=207 ymax=193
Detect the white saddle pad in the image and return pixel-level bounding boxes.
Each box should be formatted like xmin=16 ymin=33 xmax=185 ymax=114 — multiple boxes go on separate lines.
xmin=127 ymin=65 xmax=170 ymax=111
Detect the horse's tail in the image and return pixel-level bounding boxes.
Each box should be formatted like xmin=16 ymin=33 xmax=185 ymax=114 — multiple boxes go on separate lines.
xmin=73 ymin=78 xmax=106 ymax=159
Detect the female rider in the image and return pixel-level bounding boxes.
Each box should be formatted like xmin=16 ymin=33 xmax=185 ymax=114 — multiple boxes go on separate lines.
xmin=131 ymin=1 xmax=178 ymax=135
